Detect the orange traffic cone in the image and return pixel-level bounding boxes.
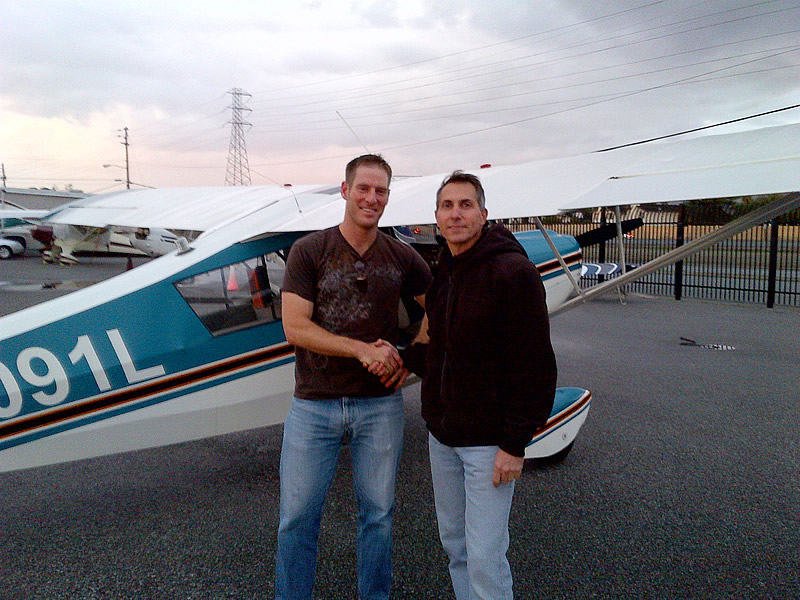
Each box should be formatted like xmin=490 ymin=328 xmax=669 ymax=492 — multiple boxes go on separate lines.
xmin=227 ymin=267 xmax=239 ymax=291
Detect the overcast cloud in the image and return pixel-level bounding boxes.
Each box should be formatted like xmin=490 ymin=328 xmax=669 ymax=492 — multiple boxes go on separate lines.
xmin=1 ymin=0 xmax=799 ymax=193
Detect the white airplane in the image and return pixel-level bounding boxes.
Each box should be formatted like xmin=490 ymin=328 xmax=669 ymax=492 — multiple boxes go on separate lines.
xmin=35 ymin=223 xmax=180 ymax=265
xmin=0 ymin=203 xmax=180 ymax=265
xmin=1 ymin=122 xmax=798 ymax=473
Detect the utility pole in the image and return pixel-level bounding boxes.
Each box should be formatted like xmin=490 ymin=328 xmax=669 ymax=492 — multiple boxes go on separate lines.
xmin=225 ymin=88 xmax=252 ymax=186
xmin=120 ymin=127 xmax=131 ymax=189
xmin=1 ymin=164 xmax=6 ymax=215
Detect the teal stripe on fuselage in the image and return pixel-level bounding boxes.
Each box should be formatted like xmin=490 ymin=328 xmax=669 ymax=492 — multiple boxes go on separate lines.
xmin=513 ymin=229 xmax=581 ymax=281
xmin=1 ymin=348 xmax=295 ymax=452
xmin=0 ymin=232 xmax=303 ymax=445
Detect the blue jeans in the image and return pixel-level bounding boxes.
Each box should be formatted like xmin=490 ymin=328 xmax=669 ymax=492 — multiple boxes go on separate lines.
xmin=275 ymin=393 xmax=404 ymax=600
xmin=428 ymin=433 xmax=516 ymax=600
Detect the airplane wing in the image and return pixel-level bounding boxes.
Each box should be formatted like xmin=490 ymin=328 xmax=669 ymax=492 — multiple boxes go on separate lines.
xmin=260 ymin=151 xmax=633 ymax=233
xmin=24 ymin=122 xmax=800 ymax=242
xmin=39 ymin=184 xmax=342 ymax=232
xmin=564 ymin=122 xmax=800 ymax=210
xmin=275 ymin=122 xmax=800 ymax=232
xmin=276 ymin=151 xmax=629 ymax=230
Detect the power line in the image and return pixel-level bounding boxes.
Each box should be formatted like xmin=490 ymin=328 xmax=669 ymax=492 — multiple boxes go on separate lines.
xmin=247 ymin=1 xmax=668 ymax=100
xmin=246 ymin=2 xmax=798 ymax=118
xmin=82 ymin=3 xmax=799 ymax=166
xmin=370 ymin=45 xmax=800 ymax=153
xmin=596 ymin=103 xmax=800 ymax=151
xmin=245 ymin=45 xmax=799 ymax=135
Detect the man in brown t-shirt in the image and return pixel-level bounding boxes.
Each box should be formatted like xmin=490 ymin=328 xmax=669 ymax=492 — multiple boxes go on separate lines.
xmin=275 ymin=154 xmax=431 ymax=600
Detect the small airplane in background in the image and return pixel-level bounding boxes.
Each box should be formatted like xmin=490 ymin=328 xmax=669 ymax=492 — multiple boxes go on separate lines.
xmin=0 ymin=203 xmax=180 ymax=265
xmin=34 ymin=223 xmax=182 ymax=264
xmin=0 ymin=122 xmax=798 ymax=473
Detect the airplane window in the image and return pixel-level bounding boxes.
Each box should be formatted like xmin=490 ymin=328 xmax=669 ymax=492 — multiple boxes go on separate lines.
xmin=174 ymin=252 xmax=286 ymax=336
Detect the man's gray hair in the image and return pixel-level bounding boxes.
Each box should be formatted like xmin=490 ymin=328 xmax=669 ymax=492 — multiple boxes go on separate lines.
xmin=435 ymin=170 xmax=486 ymax=210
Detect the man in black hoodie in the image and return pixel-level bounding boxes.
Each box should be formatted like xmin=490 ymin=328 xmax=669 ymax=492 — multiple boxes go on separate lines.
xmin=403 ymin=171 xmax=556 ymax=599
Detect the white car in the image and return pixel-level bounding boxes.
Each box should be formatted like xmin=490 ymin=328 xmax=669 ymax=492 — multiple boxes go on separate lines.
xmin=0 ymin=216 xmax=45 ymax=251
xmin=0 ymin=236 xmax=25 ymax=259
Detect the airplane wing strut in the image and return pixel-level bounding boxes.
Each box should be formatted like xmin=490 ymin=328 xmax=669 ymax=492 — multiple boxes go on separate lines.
xmin=550 ymin=192 xmax=800 ymax=316
xmin=532 ymin=216 xmax=586 ymax=300
xmin=613 ymin=206 xmax=629 ymax=280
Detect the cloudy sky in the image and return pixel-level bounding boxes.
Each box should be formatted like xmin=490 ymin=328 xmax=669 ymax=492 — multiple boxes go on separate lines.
xmin=2 ymin=0 xmax=799 ymax=194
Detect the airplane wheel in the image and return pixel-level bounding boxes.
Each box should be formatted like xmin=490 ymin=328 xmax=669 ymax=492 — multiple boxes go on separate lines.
xmin=527 ymin=442 xmax=575 ymax=469
xmin=0 ymin=245 xmax=12 ymax=260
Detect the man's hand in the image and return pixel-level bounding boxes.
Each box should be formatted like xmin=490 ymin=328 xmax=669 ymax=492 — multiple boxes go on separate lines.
xmin=380 ymin=367 xmax=410 ymax=390
xmin=369 ymin=340 xmax=409 ymax=388
xmin=492 ymin=449 xmax=524 ymax=487
xmin=361 ymin=339 xmax=402 ymax=377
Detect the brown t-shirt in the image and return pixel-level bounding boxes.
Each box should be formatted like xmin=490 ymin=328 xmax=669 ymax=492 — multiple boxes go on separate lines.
xmin=282 ymin=226 xmax=432 ymax=399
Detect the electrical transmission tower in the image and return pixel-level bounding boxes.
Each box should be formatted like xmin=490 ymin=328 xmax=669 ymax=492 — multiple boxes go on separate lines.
xmin=225 ymin=88 xmax=252 ymax=186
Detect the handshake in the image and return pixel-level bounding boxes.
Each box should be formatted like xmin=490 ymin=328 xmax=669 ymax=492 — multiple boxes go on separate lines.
xmin=359 ymin=339 xmax=408 ymax=390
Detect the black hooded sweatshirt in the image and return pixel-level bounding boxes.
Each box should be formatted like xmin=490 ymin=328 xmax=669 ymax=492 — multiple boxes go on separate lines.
xmin=404 ymin=224 xmax=557 ymax=457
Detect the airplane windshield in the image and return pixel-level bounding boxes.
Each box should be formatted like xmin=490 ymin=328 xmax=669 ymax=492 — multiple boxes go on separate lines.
xmin=174 ymin=252 xmax=285 ymax=336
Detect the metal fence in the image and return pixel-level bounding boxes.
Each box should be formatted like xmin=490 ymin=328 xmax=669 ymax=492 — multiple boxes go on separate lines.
xmin=501 ymin=201 xmax=800 ymax=308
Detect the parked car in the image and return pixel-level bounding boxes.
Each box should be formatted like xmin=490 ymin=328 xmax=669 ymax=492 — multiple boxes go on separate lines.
xmin=0 ymin=216 xmax=45 ymax=251
xmin=0 ymin=236 xmax=25 ymax=259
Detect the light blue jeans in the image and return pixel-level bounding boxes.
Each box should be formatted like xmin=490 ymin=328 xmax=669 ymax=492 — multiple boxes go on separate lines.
xmin=428 ymin=433 xmax=516 ymax=600
xmin=275 ymin=392 xmax=404 ymax=600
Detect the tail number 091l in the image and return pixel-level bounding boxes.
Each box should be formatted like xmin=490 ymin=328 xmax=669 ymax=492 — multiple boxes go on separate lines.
xmin=0 ymin=328 xmax=165 ymax=419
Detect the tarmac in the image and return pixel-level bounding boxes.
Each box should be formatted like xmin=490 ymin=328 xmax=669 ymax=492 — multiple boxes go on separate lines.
xmin=1 ymin=254 xmax=798 ymax=599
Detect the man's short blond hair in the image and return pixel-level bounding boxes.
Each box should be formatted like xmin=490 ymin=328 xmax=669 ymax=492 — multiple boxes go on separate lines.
xmin=345 ymin=154 xmax=392 ymax=186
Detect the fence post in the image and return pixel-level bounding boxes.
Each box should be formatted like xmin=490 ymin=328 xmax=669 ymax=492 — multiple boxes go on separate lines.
xmin=674 ymin=204 xmax=685 ymax=300
xmin=598 ymin=207 xmax=606 ymax=284
xmin=767 ymin=219 xmax=779 ymax=308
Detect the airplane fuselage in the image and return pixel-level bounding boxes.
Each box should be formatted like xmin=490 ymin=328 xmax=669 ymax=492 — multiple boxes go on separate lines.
xmin=0 ymin=228 xmax=581 ymax=472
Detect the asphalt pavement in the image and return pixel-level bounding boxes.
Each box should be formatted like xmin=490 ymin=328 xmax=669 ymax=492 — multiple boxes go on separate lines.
xmin=1 ymin=254 xmax=798 ymax=599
